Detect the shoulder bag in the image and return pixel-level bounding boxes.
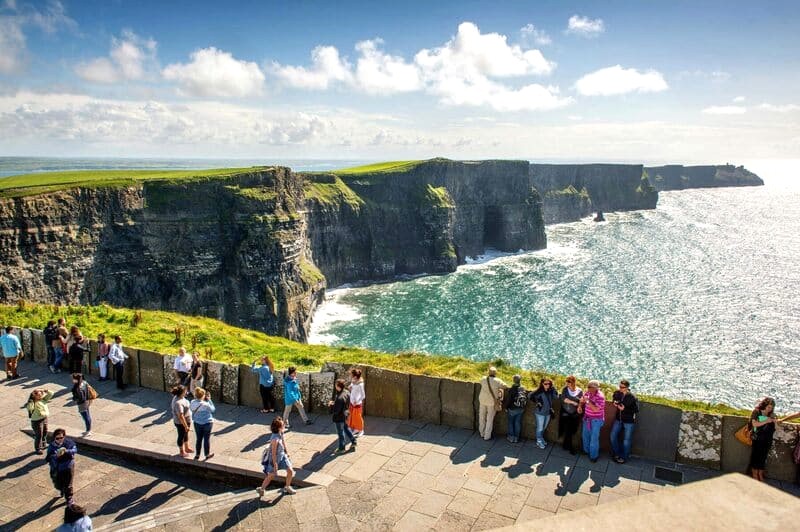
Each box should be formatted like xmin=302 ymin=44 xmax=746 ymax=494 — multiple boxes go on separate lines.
xmin=487 ymin=377 xmax=502 ymax=412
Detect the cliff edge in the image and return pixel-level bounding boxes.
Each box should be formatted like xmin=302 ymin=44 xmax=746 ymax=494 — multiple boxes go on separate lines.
xmin=645 ymin=164 xmax=764 ymax=191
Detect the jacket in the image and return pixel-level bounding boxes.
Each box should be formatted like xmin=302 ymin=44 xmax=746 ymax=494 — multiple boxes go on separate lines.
xmin=251 ymin=363 xmax=274 ymax=387
xmin=26 ymin=391 xmax=54 ymax=421
xmin=108 ymin=343 xmax=127 ymax=364
xmin=612 ymin=391 xmax=639 ymax=423
xmin=331 ymin=389 xmax=350 ymax=423
xmin=71 ymin=382 xmax=89 ymax=406
xmin=530 ymin=387 xmax=558 ymax=415
xmin=284 ymin=375 xmax=301 ymax=404
xmin=46 ymin=438 xmax=77 ymax=472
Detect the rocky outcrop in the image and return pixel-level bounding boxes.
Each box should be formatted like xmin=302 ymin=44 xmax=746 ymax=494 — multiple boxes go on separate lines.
xmin=646 ymin=164 xmax=764 ymax=191
xmin=529 ymin=164 xmax=658 ymax=224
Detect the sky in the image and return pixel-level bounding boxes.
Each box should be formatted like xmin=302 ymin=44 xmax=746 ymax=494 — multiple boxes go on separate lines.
xmin=0 ymin=0 xmax=799 ymax=164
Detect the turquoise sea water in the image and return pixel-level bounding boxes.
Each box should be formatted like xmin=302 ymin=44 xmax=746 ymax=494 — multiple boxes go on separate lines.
xmin=311 ymin=166 xmax=800 ymax=411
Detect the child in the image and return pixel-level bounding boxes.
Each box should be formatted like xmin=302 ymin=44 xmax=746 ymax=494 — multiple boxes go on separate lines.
xmin=348 ymin=367 xmax=365 ymax=437
xmin=282 ymin=367 xmax=311 ymax=428
xmin=25 ymin=388 xmax=54 ymax=454
xmin=96 ymin=334 xmax=110 ymax=381
xmin=257 ymin=417 xmax=295 ymax=496
xmin=46 ymin=428 xmax=77 ymax=503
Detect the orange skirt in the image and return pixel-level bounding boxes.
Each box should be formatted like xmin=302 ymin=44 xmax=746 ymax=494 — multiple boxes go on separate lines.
xmin=348 ymin=404 xmax=364 ymax=432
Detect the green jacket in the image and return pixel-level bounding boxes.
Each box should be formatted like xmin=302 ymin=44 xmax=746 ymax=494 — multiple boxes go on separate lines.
xmin=27 ymin=391 xmax=54 ymax=421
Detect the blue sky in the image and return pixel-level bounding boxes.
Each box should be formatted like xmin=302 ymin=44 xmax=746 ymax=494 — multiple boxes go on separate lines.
xmin=1 ymin=0 xmax=798 ymax=162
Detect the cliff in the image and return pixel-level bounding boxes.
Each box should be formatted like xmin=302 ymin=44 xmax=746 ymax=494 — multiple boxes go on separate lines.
xmin=645 ymin=164 xmax=764 ymax=191
xmin=529 ymin=163 xmax=658 ymax=224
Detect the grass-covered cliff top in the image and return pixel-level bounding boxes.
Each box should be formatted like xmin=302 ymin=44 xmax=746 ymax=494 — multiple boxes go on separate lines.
xmin=0 ymin=303 xmax=752 ymax=416
xmin=333 ymin=160 xmax=423 ymax=175
xmin=0 ymin=167 xmax=267 ymax=198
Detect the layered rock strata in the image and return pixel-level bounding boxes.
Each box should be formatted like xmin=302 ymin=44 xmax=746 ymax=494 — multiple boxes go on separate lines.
xmin=646 ymin=164 xmax=764 ymax=191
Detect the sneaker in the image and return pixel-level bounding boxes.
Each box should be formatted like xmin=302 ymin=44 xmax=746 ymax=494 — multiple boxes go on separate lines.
xmin=283 ymin=486 xmax=296 ymax=495
xmin=334 ymin=447 xmax=347 ymax=454
xmin=507 ymin=436 xmax=513 ymax=443
xmin=305 ymin=419 xmax=313 ymax=425
xmin=48 ymin=366 xmax=55 ymax=374
xmin=536 ymin=441 xmax=546 ymax=449
xmin=614 ymin=456 xmax=625 ymax=464
xmin=82 ymin=431 xmax=92 ymax=437
xmin=256 ymin=487 xmax=265 ymax=497
xmin=35 ymin=450 xmax=43 ymax=455
xmin=349 ymin=443 xmax=357 ymax=452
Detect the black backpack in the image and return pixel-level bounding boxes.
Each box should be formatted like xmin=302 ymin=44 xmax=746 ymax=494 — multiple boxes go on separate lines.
xmin=513 ymin=386 xmax=528 ymax=409
xmin=44 ymin=326 xmax=57 ymax=344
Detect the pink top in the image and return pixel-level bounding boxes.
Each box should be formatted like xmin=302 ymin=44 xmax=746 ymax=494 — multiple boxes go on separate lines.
xmin=583 ymin=389 xmax=606 ymax=421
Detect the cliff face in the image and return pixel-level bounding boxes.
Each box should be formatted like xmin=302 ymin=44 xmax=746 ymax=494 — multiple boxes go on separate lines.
xmin=305 ymin=159 xmax=547 ymax=286
xmin=0 ymin=169 xmax=323 ymax=341
xmin=529 ymin=164 xmax=658 ymax=224
xmin=645 ymin=164 xmax=764 ymax=191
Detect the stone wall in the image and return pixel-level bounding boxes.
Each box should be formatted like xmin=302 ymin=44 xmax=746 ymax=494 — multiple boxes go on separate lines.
xmin=11 ymin=325 xmax=800 ymax=481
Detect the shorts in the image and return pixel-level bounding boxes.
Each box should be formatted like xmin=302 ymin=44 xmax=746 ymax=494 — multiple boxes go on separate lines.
xmin=263 ymin=455 xmax=292 ymax=474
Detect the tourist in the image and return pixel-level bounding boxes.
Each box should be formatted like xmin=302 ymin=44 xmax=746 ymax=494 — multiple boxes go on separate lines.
xmin=478 ymin=366 xmax=506 ymax=441
xmin=107 ymin=335 xmax=127 ymax=389
xmin=749 ymin=397 xmax=777 ymax=481
xmin=329 ymin=378 xmax=357 ymax=454
xmin=67 ymin=332 xmax=89 ymax=374
xmin=188 ymin=351 xmax=204 ymax=398
xmin=70 ymin=373 xmax=94 ymax=436
xmin=25 ymin=388 xmax=53 ymax=454
xmin=530 ymin=377 xmax=558 ymax=449
xmin=779 ymin=411 xmax=800 ymax=485
xmin=579 ymin=380 xmax=606 ymax=462
xmin=96 ymin=333 xmax=110 ymax=381
xmin=170 ymin=385 xmax=193 ymax=457
xmin=52 ymin=318 xmax=68 ymax=373
xmin=348 ymin=367 xmax=365 ymax=437
xmin=610 ymin=379 xmax=639 ymax=464
xmin=190 ymin=387 xmax=215 ymax=460
xmin=558 ymin=375 xmax=583 ymax=455
xmin=66 ymin=325 xmax=80 ymax=351
xmin=257 ymin=416 xmax=296 ymax=496
xmin=44 ymin=320 xmax=58 ymax=372
xmin=282 ymin=367 xmax=311 ymax=428
xmin=173 ymin=347 xmax=193 ymax=388
xmin=1 ymin=325 xmax=23 ymax=379
xmin=503 ymin=374 xmax=527 ymax=443
xmin=46 ymin=428 xmax=77 ymax=503
xmin=57 ymin=503 xmax=92 ymax=532
xmin=252 ymin=356 xmax=276 ymax=413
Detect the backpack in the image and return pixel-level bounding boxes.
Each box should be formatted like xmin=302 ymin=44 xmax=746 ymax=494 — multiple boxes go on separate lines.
xmin=86 ymin=383 xmax=98 ymax=400
xmin=44 ymin=326 xmax=57 ymax=344
xmin=512 ymin=387 xmax=528 ymax=409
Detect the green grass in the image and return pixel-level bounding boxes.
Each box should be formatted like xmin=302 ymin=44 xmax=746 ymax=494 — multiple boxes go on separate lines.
xmin=333 ymin=160 xmax=423 ymax=175
xmin=545 ymin=185 xmax=590 ymax=199
xmin=0 ymin=303 xmax=751 ymax=416
xmin=0 ymin=167 xmax=269 ymax=198
xmin=303 ymin=177 xmax=365 ymax=210
xmin=425 ymin=184 xmax=455 ymax=208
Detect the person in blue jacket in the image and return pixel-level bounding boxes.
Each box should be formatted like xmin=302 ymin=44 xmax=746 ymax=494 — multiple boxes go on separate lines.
xmin=46 ymin=428 xmax=77 ymax=503
xmin=282 ymin=366 xmax=311 ymax=429
xmin=530 ymin=378 xmax=559 ymax=449
xmin=251 ymin=356 xmax=276 ymax=413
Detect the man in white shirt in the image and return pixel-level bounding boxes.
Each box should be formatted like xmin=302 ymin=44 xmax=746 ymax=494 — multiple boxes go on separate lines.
xmin=173 ymin=347 xmax=193 ymax=387
xmin=478 ymin=366 xmax=506 ymax=441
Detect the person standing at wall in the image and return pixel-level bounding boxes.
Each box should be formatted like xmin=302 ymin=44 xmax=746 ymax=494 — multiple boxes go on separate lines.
xmin=67 ymin=332 xmax=89 ymax=375
xmin=188 ymin=352 xmax=204 ymax=398
xmin=96 ymin=333 xmax=110 ymax=381
xmin=170 ymin=385 xmax=194 ymax=458
xmin=173 ymin=347 xmax=193 ymax=389
xmin=107 ymin=336 xmax=127 ymax=390
xmin=748 ymin=397 xmax=777 ymax=482
xmin=25 ymin=388 xmax=53 ymax=454
xmin=559 ymin=376 xmax=583 ymax=455
xmin=579 ymin=380 xmax=606 ymax=462
xmin=46 ymin=428 xmax=77 ymax=503
xmin=530 ymin=377 xmax=558 ymax=449
xmin=478 ymin=366 xmax=506 ymax=441
xmin=52 ymin=318 xmax=68 ymax=373
xmin=348 ymin=367 xmax=365 ymax=437
xmin=282 ymin=367 xmax=311 ymax=428
xmin=1 ymin=325 xmax=23 ymax=379
xmin=610 ymin=379 xmax=639 ymax=464
xmin=503 ymin=374 xmax=527 ymax=443
xmin=44 ymin=320 xmax=58 ymax=373
xmin=329 ymin=378 xmax=357 ymax=454
xmin=70 ymin=374 xmax=95 ymax=436
xmin=252 ymin=356 xmax=276 ymax=413
xmin=190 ymin=387 xmax=215 ymax=460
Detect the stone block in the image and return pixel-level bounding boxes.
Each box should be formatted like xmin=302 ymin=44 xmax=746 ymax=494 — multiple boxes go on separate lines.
xmin=364 ymin=365 xmax=409 ymax=420
xmin=677 ymin=411 xmax=723 ymax=469
xmin=320 ymin=361 xmax=353 ymax=381
xmin=767 ymin=422 xmax=800 ymax=482
xmin=139 ymin=349 xmax=166 ymax=391
xmin=409 ymin=374 xmax=441 ymax=425
xmin=296 ymin=371 xmax=310 ymax=409
xmin=631 ymin=401 xmax=682 ymax=462
xmin=21 ymin=328 xmax=32 ymax=357
xmin=720 ymin=415 xmax=751 ymax=475
xmin=309 ymin=372 xmax=335 ymax=413
xmin=272 ymin=370 xmax=286 ymax=410
xmin=205 ymin=361 xmax=223 ymax=402
xmin=221 ymin=363 xmax=239 ymax=405
xmin=86 ymin=340 xmax=98 ymax=376
xmin=30 ymin=329 xmax=47 ymax=364
xmin=238 ymin=364 xmax=261 ymax=409
xmin=163 ymin=354 xmax=178 ymax=390
xmin=123 ymin=346 xmax=140 ymax=387
xmin=440 ymin=378 xmax=475 ymax=430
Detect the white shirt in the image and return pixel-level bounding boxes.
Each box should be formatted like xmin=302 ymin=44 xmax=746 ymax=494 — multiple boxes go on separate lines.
xmin=108 ymin=343 xmax=127 ymax=364
xmin=479 ymin=376 xmax=506 ymax=406
xmin=174 ymin=354 xmax=192 ymax=372
xmin=350 ymin=381 xmax=365 ymax=406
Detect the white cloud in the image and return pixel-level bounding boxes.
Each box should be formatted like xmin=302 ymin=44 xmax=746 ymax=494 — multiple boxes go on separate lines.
xmin=733 ymin=96 xmax=746 ymax=103
xmin=566 ymin=15 xmax=604 ymax=37
xmin=0 ymin=15 xmax=26 ymax=73
xmin=757 ymin=103 xmax=800 ymax=113
xmin=163 ymin=47 xmax=265 ymax=98
xmin=520 ymin=24 xmax=551 ymax=46
xmin=354 ymin=39 xmax=422 ymax=94
xmin=574 ymin=65 xmax=668 ymax=96
xmin=702 ymin=105 xmax=747 ymax=115
xmin=0 ymin=0 xmax=76 ymax=74
xmin=272 ymin=45 xmax=352 ymax=90
xmin=75 ymin=30 xmax=157 ymax=84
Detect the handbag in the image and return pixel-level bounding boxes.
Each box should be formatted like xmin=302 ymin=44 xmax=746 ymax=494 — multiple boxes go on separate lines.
xmin=486 ymin=377 xmax=502 ymax=412
xmin=734 ymin=424 xmax=752 ymax=446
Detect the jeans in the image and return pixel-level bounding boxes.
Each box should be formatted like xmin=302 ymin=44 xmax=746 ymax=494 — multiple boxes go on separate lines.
xmin=53 ymin=347 xmax=64 ymax=370
xmin=582 ymin=418 xmax=604 ymax=460
xmin=79 ymin=410 xmax=92 ymax=432
xmin=114 ymin=362 xmax=125 ymax=389
xmin=610 ymin=420 xmax=635 ymax=460
xmin=47 ymin=346 xmax=55 ymax=367
xmin=507 ymin=408 xmax=523 ymax=440
xmin=335 ymin=421 xmax=356 ymax=450
xmin=535 ymin=413 xmax=551 ymax=445
xmin=194 ymin=422 xmax=213 ymax=457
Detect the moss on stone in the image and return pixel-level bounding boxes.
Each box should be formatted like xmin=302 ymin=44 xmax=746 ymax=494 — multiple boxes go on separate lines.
xmin=298 ymin=258 xmax=325 ymax=286
xmin=425 ymin=184 xmax=455 ymax=208
xmin=544 ymin=185 xmax=590 ymax=199
xmin=303 ymin=177 xmax=364 ymax=210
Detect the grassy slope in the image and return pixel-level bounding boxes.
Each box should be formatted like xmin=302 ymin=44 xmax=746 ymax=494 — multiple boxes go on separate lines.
xmin=333 ymin=160 xmax=423 ymax=175
xmin=0 ymin=303 xmax=749 ymax=416
xmin=0 ymin=167 xmax=265 ymax=198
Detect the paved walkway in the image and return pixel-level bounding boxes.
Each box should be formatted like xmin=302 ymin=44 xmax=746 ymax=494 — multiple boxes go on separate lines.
xmin=2 ymin=361 xmax=796 ymax=530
